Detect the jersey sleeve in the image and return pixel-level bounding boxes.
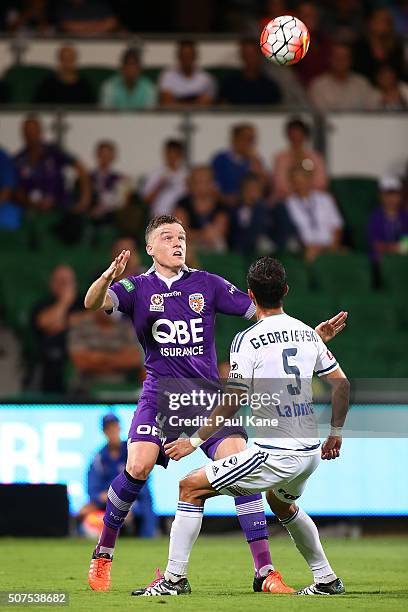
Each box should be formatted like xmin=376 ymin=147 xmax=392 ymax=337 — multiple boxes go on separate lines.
xmin=211 ymin=273 xmax=256 ymax=319
xmin=227 ymin=333 xmax=255 ymax=391
xmin=107 ymin=276 xmax=137 ymax=317
xmin=314 ymin=337 xmax=339 ymax=377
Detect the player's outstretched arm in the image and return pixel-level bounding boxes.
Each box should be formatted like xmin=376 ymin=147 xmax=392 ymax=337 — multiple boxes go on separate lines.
xmin=320 ymin=367 xmax=350 ymax=460
xmin=315 ymin=311 xmax=348 ymax=343
xmin=84 ymin=249 xmax=130 ymax=311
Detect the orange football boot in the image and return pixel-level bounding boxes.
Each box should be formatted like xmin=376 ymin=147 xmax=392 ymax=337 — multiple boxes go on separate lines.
xmin=88 ymin=551 xmax=112 ymax=592
xmin=262 ymin=570 xmax=295 ymax=593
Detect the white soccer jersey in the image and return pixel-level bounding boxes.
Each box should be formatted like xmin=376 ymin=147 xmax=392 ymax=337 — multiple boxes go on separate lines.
xmin=228 ymin=312 xmax=339 ymax=452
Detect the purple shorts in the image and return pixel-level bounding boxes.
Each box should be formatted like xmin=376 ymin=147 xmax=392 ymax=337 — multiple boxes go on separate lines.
xmin=128 ymin=395 xmax=248 ymax=468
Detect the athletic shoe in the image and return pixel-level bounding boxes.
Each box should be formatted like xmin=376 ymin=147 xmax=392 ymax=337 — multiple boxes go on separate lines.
xmin=88 ymin=551 xmax=112 ymax=592
xmin=253 ymin=570 xmax=295 ymax=593
xmin=131 ymin=572 xmax=191 ymax=597
xmin=296 ymin=577 xmax=345 ymax=595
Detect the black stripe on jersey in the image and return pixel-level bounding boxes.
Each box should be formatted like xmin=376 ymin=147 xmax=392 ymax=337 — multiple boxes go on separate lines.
xmin=315 ymin=361 xmax=338 ymax=376
xmin=233 ymin=320 xmax=264 ymax=354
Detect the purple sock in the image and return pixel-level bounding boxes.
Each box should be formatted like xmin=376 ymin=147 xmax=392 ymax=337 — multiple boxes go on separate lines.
xmin=234 ymin=494 xmax=273 ymax=576
xmin=96 ymin=470 xmax=145 ymax=554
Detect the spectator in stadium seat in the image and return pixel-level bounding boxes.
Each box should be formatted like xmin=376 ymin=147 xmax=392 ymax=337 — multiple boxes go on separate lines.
xmin=372 ymin=64 xmax=408 ymax=110
xmin=34 ymin=44 xmax=93 ymax=105
xmin=0 ymin=305 xmax=22 ymax=398
xmin=89 ymin=140 xmax=131 ymax=226
xmin=5 ymin=0 xmax=53 ymax=35
xmin=68 ymin=306 xmax=142 ymax=394
xmin=321 ymin=0 xmax=364 ymax=44
xmin=229 ymin=172 xmax=295 ymax=255
xmin=141 ymin=139 xmax=187 ymax=217
xmin=293 ymin=1 xmax=331 ymax=87
xmin=218 ymin=38 xmax=282 ymax=106
xmin=211 ymin=123 xmax=265 ymax=206
xmin=309 ymin=43 xmax=377 ymax=111
xmin=56 ymin=0 xmax=121 ymax=36
xmin=175 ymin=165 xmax=228 ymax=252
xmin=354 ymin=8 xmax=406 ymax=84
xmin=285 ymin=167 xmax=344 ymax=263
xmin=99 ymin=48 xmax=157 ymax=110
xmin=14 ymin=115 xmax=91 ymax=214
xmin=0 ymin=146 xmax=21 ymax=231
xmin=368 ymin=176 xmax=408 ymax=261
xmin=31 ymin=265 xmax=87 ymax=393
xmin=272 ymin=117 xmax=328 ymax=202
xmin=158 ymin=40 xmax=216 ymax=106
xmin=78 ymin=413 xmax=157 ymax=538
xmin=110 ymin=236 xmax=144 ymax=280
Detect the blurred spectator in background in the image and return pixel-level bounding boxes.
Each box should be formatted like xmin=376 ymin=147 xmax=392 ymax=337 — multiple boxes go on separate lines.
xmin=285 ymin=167 xmax=344 ymax=263
xmin=159 ymin=40 xmax=215 ymax=106
xmin=175 ymin=165 xmax=228 ymax=252
xmin=258 ymin=0 xmax=288 ymax=29
xmin=219 ymin=38 xmax=282 ymax=106
xmin=14 ymin=115 xmax=91 ymax=214
xmin=68 ymin=308 xmax=142 ymax=394
xmin=354 ymin=8 xmax=406 ymax=84
xmin=321 ymin=0 xmax=363 ymax=43
xmin=34 ymin=44 xmax=94 ymax=106
xmin=272 ymin=117 xmax=327 ymax=202
xmin=56 ymin=0 xmax=121 ymax=36
xmin=0 ymin=146 xmax=21 ymax=230
xmin=211 ymin=124 xmax=265 ymax=206
xmin=0 ymin=305 xmax=22 ymax=398
xmin=5 ymin=0 xmax=53 ymax=35
xmin=89 ymin=140 xmax=131 ymax=226
xmin=293 ymin=1 xmax=331 ymax=87
xmin=78 ymin=413 xmax=157 ymax=538
xmin=31 ymin=265 xmax=86 ymax=393
xmin=99 ymin=48 xmax=157 ymax=110
xmin=368 ymin=176 xmax=408 ymax=262
xmin=373 ymin=64 xmax=408 ymax=110
xmin=309 ymin=43 xmax=376 ymax=111
xmin=229 ymin=173 xmax=266 ymax=255
xmin=110 ymin=236 xmax=144 ymax=280
xmin=389 ymin=0 xmax=408 ymax=36
xmin=142 ymin=139 xmax=187 ymax=217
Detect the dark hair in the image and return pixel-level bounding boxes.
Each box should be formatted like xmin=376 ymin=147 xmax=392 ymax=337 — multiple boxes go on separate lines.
xmin=240 ymin=171 xmax=261 ymax=189
xmin=177 ymin=39 xmax=196 ymax=51
xmin=121 ymin=47 xmax=140 ymax=66
xmin=232 ymin=123 xmax=254 ymax=138
xmin=286 ymin=117 xmax=310 ymax=138
xmin=164 ymin=139 xmax=185 ymax=154
xmin=145 ymin=215 xmax=184 ymax=243
xmin=247 ymin=256 xmax=287 ymax=309
xmin=96 ymin=139 xmax=116 ymax=152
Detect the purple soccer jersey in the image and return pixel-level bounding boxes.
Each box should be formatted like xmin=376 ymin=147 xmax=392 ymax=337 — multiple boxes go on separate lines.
xmin=108 ymin=264 xmax=255 ymax=466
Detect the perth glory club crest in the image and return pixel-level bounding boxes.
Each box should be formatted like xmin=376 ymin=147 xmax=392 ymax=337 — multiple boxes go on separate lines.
xmin=188 ymin=293 xmax=205 ymax=314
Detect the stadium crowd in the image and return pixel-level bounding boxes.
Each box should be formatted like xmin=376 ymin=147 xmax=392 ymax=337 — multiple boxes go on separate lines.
xmin=0 ymin=0 xmax=407 ymax=399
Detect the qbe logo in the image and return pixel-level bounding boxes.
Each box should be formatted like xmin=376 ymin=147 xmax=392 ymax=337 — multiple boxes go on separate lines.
xmin=152 ymin=318 xmax=204 ymax=344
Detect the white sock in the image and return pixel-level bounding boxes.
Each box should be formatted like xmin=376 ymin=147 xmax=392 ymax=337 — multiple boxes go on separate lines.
xmin=280 ymin=507 xmax=337 ymax=584
xmin=165 ymin=502 xmax=203 ymax=581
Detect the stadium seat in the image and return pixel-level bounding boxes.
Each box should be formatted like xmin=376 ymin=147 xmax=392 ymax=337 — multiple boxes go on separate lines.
xmin=142 ymin=67 xmax=163 ymax=83
xmin=330 ymin=177 xmax=378 ymax=251
xmin=380 ymin=255 xmax=408 ymax=300
xmin=311 ymin=253 xmax=371 ymax=296
xmin=279 ymin=254 xmax=312 ymax=294
xmin=284 ymin=294 xmax=338 ymax=329
xmin=3 ymin=65 xmax=53 ymax=104
xmin=78 ymin=66 xmax=115 ymax=100
xmin=215 ymin=314 xmax=252 ymax=363
xmin=197 ymin=251 xmax=247 ymax=290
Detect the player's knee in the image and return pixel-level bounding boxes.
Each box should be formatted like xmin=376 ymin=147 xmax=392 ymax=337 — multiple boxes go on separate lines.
xmin=179 ymin=475 xmax=198 ymax=504
xmin=126 ymin=461 xmax=152 ymax=481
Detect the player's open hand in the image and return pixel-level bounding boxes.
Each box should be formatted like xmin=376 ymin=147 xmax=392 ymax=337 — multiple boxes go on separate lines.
xmin=164 ymin=438 xmax=196 ymax=461
xmin=315 ymin=311 xmax=348 ymax=343
xmin=102 ymin=250 xmax=130 ymax=282
xmin=321 ymin=436 xmax=342 ymax=460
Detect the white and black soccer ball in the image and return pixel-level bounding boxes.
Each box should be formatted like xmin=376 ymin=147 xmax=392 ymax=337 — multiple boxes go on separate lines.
xmin=260 ymin=15 xmax=310 ymax=66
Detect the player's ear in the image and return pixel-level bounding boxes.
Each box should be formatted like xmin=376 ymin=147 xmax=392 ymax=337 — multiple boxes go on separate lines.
xmin=284 ymin=284 xmax=289 ymax=297
xmin=248 ymin=288 xmax=256 ymax=303
xmin=146 ymin=243 xmax=153 ymax=256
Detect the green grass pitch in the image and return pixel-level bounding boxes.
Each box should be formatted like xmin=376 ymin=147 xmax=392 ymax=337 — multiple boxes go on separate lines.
xmin=0 ymin=536 xmax=407 ymax=611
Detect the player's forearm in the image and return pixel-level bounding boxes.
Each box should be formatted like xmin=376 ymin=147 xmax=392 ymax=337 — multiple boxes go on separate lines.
xmin=328 ymin=370 xmax=350 ymax=429
xmin=84 ymin=276 xmax=112 ymax=310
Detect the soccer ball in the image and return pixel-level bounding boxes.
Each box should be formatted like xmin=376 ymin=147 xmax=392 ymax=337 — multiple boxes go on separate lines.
xmin=260 ymin=15 xmax=310 ymax=66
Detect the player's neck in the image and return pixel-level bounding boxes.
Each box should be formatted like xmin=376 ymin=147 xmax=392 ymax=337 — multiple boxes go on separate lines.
xmin=154 ymin=262 xmax=183 ymax=278
xmin=256 ymin=306 xmax=285 ymax=320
